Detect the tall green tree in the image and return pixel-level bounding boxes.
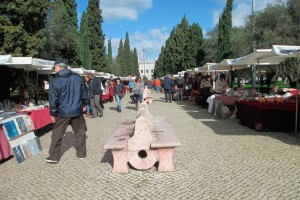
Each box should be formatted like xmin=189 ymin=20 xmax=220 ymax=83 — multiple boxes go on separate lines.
xmin=105 ymin=38 xmax=113 ymax=73
xmin=0 ymin=0 xmax=49 ymax=56
xmin=155 ymin=16 xmax=204 ymax=75
xmin=216 ymin=0 xmax=234 ymax=62
xmin=86 ymin=0 xmax=106 ymax=71
xmin=79 ymin=11 xmax=92 ymax=69
xmin=44 ymin=0 xmax=79 ymax=64
xmin=132 ymin=48 xmax=140 ymax=76
xmin=116 ymin=39 xmax=125 ymax=76
xmin=186 ymin=23 xmax=204 ymax=67
xmin=123 ymin=32 xmax=131 ymax=75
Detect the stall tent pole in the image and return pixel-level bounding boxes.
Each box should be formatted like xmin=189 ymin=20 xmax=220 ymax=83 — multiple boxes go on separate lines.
xmin=295 ymin=55 xmax=299 ymax=133
xmin=36 ymin=71 xmax=39 ymax=104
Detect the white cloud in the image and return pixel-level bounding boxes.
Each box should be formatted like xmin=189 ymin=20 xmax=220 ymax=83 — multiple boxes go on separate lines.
xmin=106 ymin=27 xmax=169 ymax=60
xmin=101 ymin=0 xmax=152 ymax=22
xmin=212 ymin=0 xmax=281 ymax=27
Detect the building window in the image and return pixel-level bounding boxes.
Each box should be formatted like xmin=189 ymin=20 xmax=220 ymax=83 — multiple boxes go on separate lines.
xmin=146 ymin=70 xmax=148 ymax=73
xmin=151 ymin=70 xmax=154 ymax=73
xmin=141 ymin=70 xmax=143 ymax=73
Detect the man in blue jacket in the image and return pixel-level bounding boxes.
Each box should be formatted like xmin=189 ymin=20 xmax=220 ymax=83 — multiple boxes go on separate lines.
xmin=46 ymin=60 xmax=90 ymax=163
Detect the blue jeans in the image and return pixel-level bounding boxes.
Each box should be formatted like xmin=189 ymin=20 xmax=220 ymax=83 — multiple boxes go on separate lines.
xmin=115 ymin=94 xmax=122 ymax=111
xmin=177 ymin=88 xmax=183 ymax=101
xmin=156 ymin=86 xmax=160 ymax=92
xmin=134 ymin=94 xmax=143 ymax=103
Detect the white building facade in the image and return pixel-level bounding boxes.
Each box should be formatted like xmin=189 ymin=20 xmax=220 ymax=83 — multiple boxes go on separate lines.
xmin=138 ymin=60 xmax=155 ymax=80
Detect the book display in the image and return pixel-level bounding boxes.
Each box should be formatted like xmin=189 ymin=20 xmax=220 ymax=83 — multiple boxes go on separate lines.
xmin=1 ymin=114 xmax=41 ymax=164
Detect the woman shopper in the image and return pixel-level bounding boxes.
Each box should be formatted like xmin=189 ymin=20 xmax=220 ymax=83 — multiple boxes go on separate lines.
xmin=132 ymin=76 xmax=144 ymax=111
xmin=113 ymin=77 xmax=125 ymax=112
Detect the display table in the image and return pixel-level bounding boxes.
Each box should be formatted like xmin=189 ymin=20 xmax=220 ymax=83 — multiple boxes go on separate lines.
xmin=19 ymin=107 xmax=52 ymax=130
xmin=0 ymin=126 xmax=13 ymax=160
xmin=235 ymin=101 xmax=300 ymax=132
xmin=212 ymin=95 xmax=240 ymax=118
xmin=189 ymin=90 xmax=199 ymax=103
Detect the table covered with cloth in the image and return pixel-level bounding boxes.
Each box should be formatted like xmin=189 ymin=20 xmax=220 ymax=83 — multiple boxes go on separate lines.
xmin=19 ymin=107 xmax=53 ymax=130
xmin=212 ymin=95 xmax=240 ymax=118
xmin=0 ymin=126 xmax=13 ymax=160
xmin=235 ymin=101 xmax=300 ymax=132
xmin=0 ymin=107 xmax=53 ymax=160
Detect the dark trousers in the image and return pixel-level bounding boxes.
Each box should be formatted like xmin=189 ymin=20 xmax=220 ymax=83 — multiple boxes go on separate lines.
xmin=49 ymin=115 xmax=87 ymax=160
xmin=164 ymin=89 xmax=172 ymax=102
xmin=90 ymin=95 xmax=103 ymax=117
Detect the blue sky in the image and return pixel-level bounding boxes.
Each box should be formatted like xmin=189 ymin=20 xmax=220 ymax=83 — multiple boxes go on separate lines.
xmin=75 ymin=0 xmax=282 ymax=60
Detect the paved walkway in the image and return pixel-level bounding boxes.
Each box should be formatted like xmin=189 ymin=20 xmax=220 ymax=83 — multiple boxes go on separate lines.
xmin=1 ymin=91 xmax=300 ymax=199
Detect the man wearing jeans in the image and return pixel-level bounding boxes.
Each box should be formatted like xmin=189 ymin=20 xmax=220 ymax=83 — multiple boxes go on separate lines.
xmin=176 ymin=75 xmax=184 ymax=101
xmin=46 ymin=60 xmax=89 ymax=163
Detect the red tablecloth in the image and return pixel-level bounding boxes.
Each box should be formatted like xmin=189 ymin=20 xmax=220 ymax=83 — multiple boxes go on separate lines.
xmin=19 ymin=107 xmax=53 ymax=130
xmin=0 ymin=126 xmax=13 ymax=160
xmin=235 ymin=101 xmax=300 ymax=132
xmin=190 ymin=90 xmax=199 ymax=97
xmin=102 ymin=94 xmax=110 ymax=101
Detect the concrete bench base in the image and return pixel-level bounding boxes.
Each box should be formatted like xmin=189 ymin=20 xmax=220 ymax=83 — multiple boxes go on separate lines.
xmin=104 ymin=115 xmax=180 ymax=173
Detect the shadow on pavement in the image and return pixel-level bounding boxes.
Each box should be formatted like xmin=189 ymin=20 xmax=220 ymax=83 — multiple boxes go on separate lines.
xmin=101 ymin=149 xmax=113 ymax=167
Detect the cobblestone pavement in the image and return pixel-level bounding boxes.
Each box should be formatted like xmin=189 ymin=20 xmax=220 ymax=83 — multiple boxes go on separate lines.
xmin=1 ymin=91 xmax=300 ymax=199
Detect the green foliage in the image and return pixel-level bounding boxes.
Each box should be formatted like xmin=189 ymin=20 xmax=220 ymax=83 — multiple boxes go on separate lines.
xmin=132 ymin=48 xmax=140 ymax=76
xmin=0 ymin=0 xmax=49 ymax=56
xmin=216 ymin=0 xmax=233 ymax=62
xmin=86 ymin=0 xmax=106 ymax=71
xmin=116 ymin=39 xmax=125 ymax=76
xmin=155 ymin=16 xmax=204 ymax=76
xmin=43 ymin=0 xmax=80 ymax=64
xmin=79 ymin=12 xmax=92 ymax=69
xmin=123 ymin=32 xmax=131 ymax=75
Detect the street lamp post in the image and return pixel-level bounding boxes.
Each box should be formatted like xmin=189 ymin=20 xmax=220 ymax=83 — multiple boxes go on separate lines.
xmin=142 ymin=49 xmax=146 ymax=79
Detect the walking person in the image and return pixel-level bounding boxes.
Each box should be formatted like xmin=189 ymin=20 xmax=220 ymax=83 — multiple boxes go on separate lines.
xmin=132 ymin=76 xmax=144 ymax=111
xmin=46 ymin=60 xmax=89 ymax=163
xmin=163 ymin=75 xmax=174 ymax=103
xmin=87 ymin=73 xmax=103 ymax=118
xmin=176 ymin=75 xmax=184 ymax=101
xmin=155 ymin=78 xmax=161 ymax=93
xmin=114 ymin=77 xmax=125 ymax=112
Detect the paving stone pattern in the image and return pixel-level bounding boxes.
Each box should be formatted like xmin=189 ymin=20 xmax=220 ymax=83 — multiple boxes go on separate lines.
xmin=1 ymin=91 xmax=300 ymax=199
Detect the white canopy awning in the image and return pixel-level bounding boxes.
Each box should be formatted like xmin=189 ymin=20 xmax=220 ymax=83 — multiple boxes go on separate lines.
xmin=210 ymin=59 xmax=250 ymax=70
xmin=230 ymin=49 xmax=287 ymax=66
xmin=0 ymin=55 xmax=12 ymax=64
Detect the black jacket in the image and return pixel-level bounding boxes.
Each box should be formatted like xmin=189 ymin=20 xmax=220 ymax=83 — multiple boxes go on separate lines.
xmin=49 ymin=69 xmax=89 ymax=118
xmin=89 ymin=77 xmax=103 ymax=96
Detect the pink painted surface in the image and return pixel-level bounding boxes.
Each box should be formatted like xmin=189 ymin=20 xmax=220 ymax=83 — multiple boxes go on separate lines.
xmin=0 ymin=126 xmax=13 ymax=160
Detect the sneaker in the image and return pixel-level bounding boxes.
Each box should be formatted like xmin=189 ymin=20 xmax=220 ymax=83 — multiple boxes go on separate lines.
xmin=78 ymin=157 xmax=86 ymax=160
xmin=45 ymin=157 xmax=58 ymax=164
xmin=89 ymin=116 xmax=97 ymax=119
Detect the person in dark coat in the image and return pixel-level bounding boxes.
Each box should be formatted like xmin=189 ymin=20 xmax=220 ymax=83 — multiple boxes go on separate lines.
xmin=46 ymin=60 xmax=90 ymax=163
xmin=113 ymin=77 xmax=125 ymax=112
xmin=87 ymin=73 xmax=104 ymax=118
xmin=163 ymin=75 xmax=174 ymax=103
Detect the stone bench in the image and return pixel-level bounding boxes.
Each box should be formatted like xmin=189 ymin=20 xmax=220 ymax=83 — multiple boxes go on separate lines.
xmin=103 ymin=102 xmax=181 ymax=173
xmin=142 ymin=87 xmax=154 ymax=104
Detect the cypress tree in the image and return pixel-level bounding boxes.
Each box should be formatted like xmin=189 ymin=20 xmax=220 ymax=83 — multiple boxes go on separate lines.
xmin=107 ymin=38 xmax=113 ymax=73
xmin=79 ymin=11 xmax=92 ymax=69
xmin=116 ymin=39 xmax=125 ymax=76
xmin=216 ymin=0 xmax=234 ymax=62
xmin=123 ymin=32 xmax=131 ymax=76
xmin=86 ymin=0 xmax=106 ymax=71
xmin=0 ymin=0 xmax=49 ymax=56
xmin=132 ymin=48 xmax=139 ymax=76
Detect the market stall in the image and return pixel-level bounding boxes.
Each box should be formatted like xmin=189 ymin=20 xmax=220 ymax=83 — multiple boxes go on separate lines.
xmin=236 ymin=100 xmax=300 ymax=132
